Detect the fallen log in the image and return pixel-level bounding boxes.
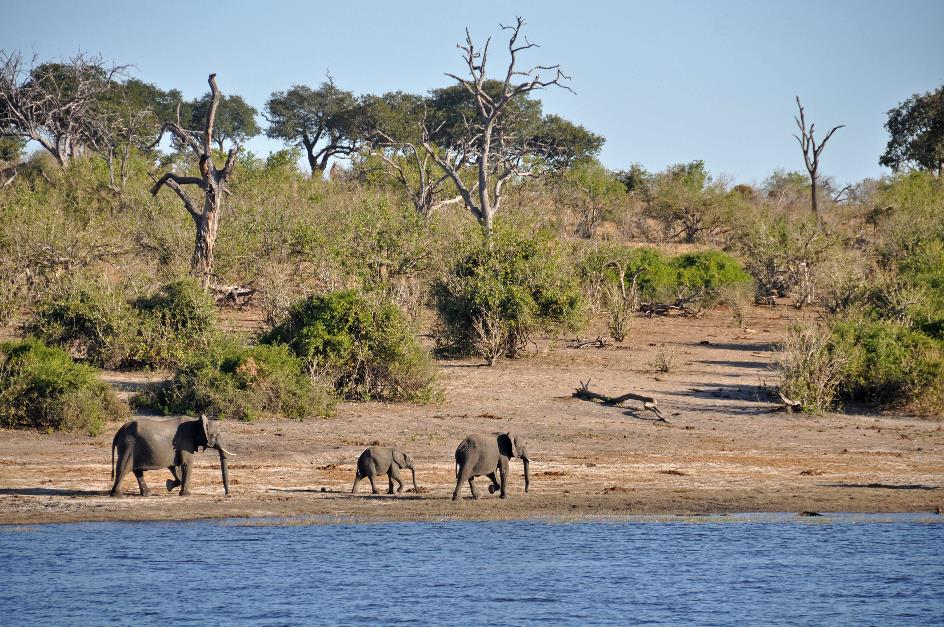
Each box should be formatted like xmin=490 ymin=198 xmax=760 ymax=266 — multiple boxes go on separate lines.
xmin=210 ymin=283 xmax=256 ymax=307
xmin=573 ymin=379 xmax=669 ymax=422
xmin=569 ymin=336 xmax=609 ymax=349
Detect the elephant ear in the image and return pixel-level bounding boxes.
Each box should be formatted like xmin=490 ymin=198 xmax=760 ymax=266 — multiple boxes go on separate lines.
xmin=392 ymin=450 xmax=406 ymax=468
xmin=504 ymin=431 xmax=521 ymax=457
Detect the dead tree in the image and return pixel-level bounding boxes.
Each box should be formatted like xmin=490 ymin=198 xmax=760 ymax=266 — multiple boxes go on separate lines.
xmin=573 ymin=379 xmax=669 ymax=422
xmin=150 ymin=74 xmax=238 ymax=287
xmin=0 ymin=51 xmax=127 ymax=167
xmin=367 ymin=123 xmax=463 ymax=218
xmin=793 ymin=97 xmax=843 ymax=226
xmin=431 ymin=17 xmax=572 ymax=236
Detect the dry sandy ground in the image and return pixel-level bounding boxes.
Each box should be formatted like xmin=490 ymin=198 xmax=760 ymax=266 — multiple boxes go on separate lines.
xmin=1 ymin=306 xmax=942 ymax=525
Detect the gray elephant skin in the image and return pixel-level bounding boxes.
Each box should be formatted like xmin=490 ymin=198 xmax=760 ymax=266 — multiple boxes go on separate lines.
xmin=351 ymin=446 xmax=418 ymax=495
xmin=453 ymin=432 xmax=530 ymax=500
xmin=110 ymin=414 xmax=235 ymax=497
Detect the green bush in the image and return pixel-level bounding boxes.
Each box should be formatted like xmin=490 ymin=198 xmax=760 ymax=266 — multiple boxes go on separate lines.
xmin=0 ymin=338 xmax=128 ymax=435
xmin=580 ymin=245 xmax=751 ymax=306
xmin=261 ymin=290 xmax=439 ymax=402
xmin=26 ymin=278 xmax=218 ymax=369
xmin=134 ymin=340 xmax=334 ymax=421
xmin=433 ymin=226 xmax=584 ymax=364
xmin=776 ymin=324 xmax=847 ymax=413
xmin=670 ymin=250 xmax=752 ymax=306
xmin=830 ymin=316 xmax=944 ymax=412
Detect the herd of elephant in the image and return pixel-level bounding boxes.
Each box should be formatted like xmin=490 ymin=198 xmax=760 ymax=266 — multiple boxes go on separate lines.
xmin=109 ymin=415 xmax=532 ymax=501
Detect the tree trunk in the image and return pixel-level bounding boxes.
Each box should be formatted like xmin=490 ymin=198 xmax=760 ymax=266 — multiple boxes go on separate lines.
xmin=192 ymin=191 xmax=221 ymax=288
xmin=810 ymin=173 xmax=819 ymax=222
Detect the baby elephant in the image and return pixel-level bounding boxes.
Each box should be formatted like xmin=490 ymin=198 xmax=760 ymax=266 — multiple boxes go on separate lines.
xmin=351 ymin=446 xmax=418 ymax=495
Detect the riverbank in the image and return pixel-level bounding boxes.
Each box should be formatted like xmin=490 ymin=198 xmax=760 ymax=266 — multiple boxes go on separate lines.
xmin=1 ymin=307 xmax=942 ymax=525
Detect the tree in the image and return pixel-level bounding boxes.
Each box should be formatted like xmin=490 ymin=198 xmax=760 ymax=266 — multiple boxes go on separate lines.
xmin=559 ymin=159 xmax=626 ymax=237
xmin=149 ymin=74 xmax=238 ymax=287
xmin=880 ymin=86 xmax=944 ymax=176
xmin=360 ymin=91 xmax=463 ymax=217
xmin=793 ymin=96 xmax=843 ymax=225
xmin=264 ymin=79 xmax=361 ymax=174
xmin=647 ymin=161 xmax=740 ymax=243
xmin=429 ymin=17 xmax=578 ymax=236
xmin=189 ymin=92 xmax=260 ymax=151
xmin=0 ymin=51 xmax=127 ymax=166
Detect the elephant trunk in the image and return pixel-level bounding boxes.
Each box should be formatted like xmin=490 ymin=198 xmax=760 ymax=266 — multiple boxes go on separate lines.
xmin=218 ymin=448 xmax=230 ymax=495
xmin=522 ymin=457 xmax=530 ymax=493
xmin=409 ymin=466 xmax=418 ymax=492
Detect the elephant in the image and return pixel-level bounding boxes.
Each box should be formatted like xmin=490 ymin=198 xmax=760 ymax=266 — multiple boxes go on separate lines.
xmin=453 ymin=432 xmax=531 ymax=500
xmin=110 ymin=414 xmax=235 ymax=497
xmin=351 ymin=446 xmax=418 ymax=495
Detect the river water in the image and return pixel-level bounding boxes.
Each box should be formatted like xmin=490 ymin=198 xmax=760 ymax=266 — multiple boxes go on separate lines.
xmin=1 ymin=513 xmax=941 ymax=625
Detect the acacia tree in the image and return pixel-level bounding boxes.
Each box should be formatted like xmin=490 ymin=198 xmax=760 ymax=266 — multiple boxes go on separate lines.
xmin=189 ymin=92 xmax=260 ymax=151
xmin=793 ymin=97 xmax=843 ymax=225
xmin=880 ymin=85 xmax=944 ymax=176
xmin=264 ymin=79 xmax=361 ymax=174
xmin=0 ymin=51 xmax=127 ymax=166
xmin=149 ymin=74 xmax=238 ymax=287
xmin=430 ymin=17 xmax=575 ymax=236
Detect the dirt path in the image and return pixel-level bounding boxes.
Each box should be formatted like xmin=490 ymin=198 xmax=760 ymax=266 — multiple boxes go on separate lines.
xmin=1 ymin=307 xmax=942 ymax=524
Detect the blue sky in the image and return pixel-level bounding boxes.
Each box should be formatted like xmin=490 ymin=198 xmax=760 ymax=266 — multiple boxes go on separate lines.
xmin=3 ymin=0 xmax=942 ymax=185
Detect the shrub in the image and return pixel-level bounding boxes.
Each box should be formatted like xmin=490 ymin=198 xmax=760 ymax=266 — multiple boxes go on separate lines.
xmin=776 ymin=324 xmax=847 ymax=413
xmin=580 ymin=244 xmax=751 ymax=313
xmin=829 ymin=316 xmax=944 ymax=413
xmin=261 ymin=290 xmax=439 ymax=402
xmin=433 ymin=226 xmax=584 ymax=364
xmin=669 ymin=250 xmax=752 ymax=306
xmin=134 ymin=340 xmax=334 ymax=421
xmin=0 ymin=339 xmax=128 ymax=435
xmin=27 ymin=278 xmax=218 ymax=369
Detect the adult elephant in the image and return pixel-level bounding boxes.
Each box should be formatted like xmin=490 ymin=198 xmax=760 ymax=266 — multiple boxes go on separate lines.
xmin=110 ymin=414 xmax=235 ymax=497
xmin=453 ymin=432 xmax=530 ymax=500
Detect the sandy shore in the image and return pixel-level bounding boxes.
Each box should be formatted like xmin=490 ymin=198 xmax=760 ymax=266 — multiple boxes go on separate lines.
xmin=1 ymin=307 xmax=942 ymax=525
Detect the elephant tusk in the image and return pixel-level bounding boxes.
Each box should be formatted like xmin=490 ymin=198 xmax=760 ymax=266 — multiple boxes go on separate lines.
xmin=219 ymin=446 xmax=236 ymax=457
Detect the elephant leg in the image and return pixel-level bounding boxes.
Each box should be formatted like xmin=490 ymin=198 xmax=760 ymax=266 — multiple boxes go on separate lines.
xmin=468 ymin=477 xmax=480 ymax=499
xmin=351 ymin=472 xmax=362 ymax=494
xmin=498 ymin=457 xmax=510 ymax=498
xmin=166 ymin=466 xmax=181 ymax=492
xmin=179 ymin=460 xmax=192 ymax=496
xmin=368 ymin=473 xmax=378 ymax=495
xmin=133 ymin=469 xmax=150 ymax=497
xmin=389 ymin=466 xmax=404 ymax=494
xmin=453 ymin=465 xmax=473 ymax=501
xmin=487 ymin=472 xmax=500 ymax=494
xmin=110 ymin=454 xmax=132 ymax=498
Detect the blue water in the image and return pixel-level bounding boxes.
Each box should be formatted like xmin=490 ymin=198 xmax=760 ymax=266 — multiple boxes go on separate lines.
xmin=1 ymin=514 xmax=942 ymax=626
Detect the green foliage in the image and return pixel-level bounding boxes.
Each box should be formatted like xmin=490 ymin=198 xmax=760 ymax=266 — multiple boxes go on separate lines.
xmin=829 ymin=316 xmax=944 ymax=413
xmin=0 ymin=338 xmax=128 ymax=434
xmin=880 ymin=85 xmax=944 ymax=174
xmin=261 ymin=290 xmax=439 ymax=402
xmin=188 ymin=91 xmax=261 ymax=150
xmin=433 ymin=225 xmax=584 ymax=363
xmin=135 ymin=339 xmax=334 ymax=421
xmin=647 ymin=161 xmax=743 ymax=243
xmin=580 ymin=245 xmax=750 ymax=306
xmin=669 ymin=250 xmax=752 ymax=305
xmin=27 ymin=279 xmax=218 ymax=369
xmin=0 ymin=136 xmax=25 ymax=162
xmin=559 ymin=159 xmax=627 ymax=237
